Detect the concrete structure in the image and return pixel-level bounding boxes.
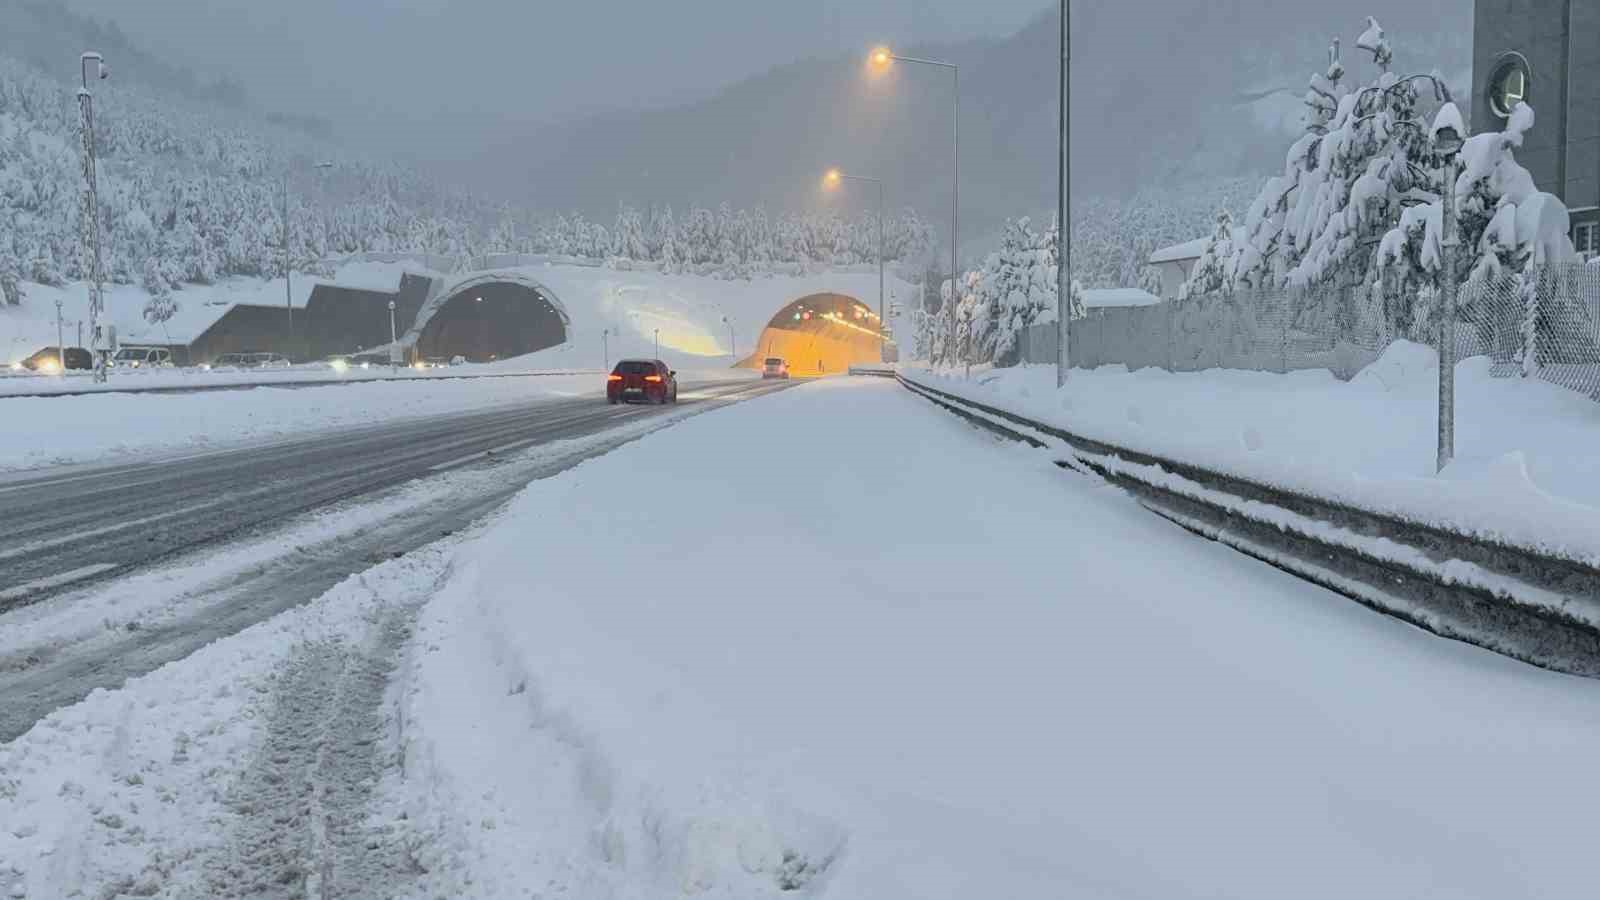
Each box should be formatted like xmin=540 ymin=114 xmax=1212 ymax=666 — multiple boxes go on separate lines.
xmin=1474 ymin=0 xmax=1600 ymax=259
xmin=1147 ymin=238 xmax=1207 ymax=299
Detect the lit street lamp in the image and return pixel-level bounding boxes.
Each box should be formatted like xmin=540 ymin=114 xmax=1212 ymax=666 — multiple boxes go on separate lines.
xmin=77 ymin=51 xmax=108 ymax=382
xmin=869 ymin=44 xmax=957 ymax=363
xmin=823 ymin=168 xmax=887 ymax=357
xmin=283 ymin=161 xmax=334 ymax=361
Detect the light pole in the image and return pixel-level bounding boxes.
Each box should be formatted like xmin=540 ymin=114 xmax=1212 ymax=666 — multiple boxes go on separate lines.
xmin=1351 ymin=96 xmax=1462 ymax=472
xmin=721 ymin=316 xmax=735 ymax=362
xmin=55 ymin=299 xmax=64 ymax=373
xmin=1431 ymin=105 xmax=1465 ymax=472
xmin=387 ymin=299 xmax=399 ymax=374
xmin=823 ymin=168 xmax=887 ymax=356
xmin=654 ymin=328 xmax=660 ymax=360
xmin=870 ymin=45 xmax=957 ymax=347
xmin=283 ymin=161 xmax=333 ymax=361
xmin=77 ymin=51 xmax=108 ymax=383
xmin=1056 ymin=1 xmax=1072 ymax=387
xmin=602 ymin=328 xmax=611 ymax=370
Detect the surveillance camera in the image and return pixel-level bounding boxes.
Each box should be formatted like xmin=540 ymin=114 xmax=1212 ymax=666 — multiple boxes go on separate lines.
xmin=99 ymin=66 xmax=109 ymax=79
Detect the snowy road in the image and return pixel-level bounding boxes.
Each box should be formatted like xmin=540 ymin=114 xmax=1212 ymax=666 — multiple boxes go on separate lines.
xmin=0 ymin=377 xmax=789 ymax=741
xmin=398 ymin=377 xmax=1600 ymax=898
xmin=7 ymin=377 xmax=1600 ymax=899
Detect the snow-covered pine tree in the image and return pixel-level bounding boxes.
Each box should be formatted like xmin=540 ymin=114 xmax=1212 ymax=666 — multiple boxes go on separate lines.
xmin=1185 ymin=208 xmax=1238 ymax=297
xmin=613 ymin=205 xmax=648 ymax=261
xmin=140 ymin=256 xmax=178 ymax=325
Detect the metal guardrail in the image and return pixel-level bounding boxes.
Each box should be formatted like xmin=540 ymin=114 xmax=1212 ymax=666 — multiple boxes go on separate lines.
xmin=897 ymin=371 xmax=1600 ymax=677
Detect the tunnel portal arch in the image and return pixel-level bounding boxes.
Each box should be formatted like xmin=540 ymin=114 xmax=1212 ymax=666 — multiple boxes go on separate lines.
xmin=742 ymin=292 xmax=885 ymax=374
xmin=410 ymin=273 xmax=571 ymax=363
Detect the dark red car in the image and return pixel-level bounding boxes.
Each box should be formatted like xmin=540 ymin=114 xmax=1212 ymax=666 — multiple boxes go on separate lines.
xmin=607 ymin=359 xmax=678 ymax=404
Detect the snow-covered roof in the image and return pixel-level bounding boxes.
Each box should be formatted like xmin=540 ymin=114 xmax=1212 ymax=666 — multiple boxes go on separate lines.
xmin=1082 ymin=288 xmax=1162 ymax=308
xmin=1148 ymin=238 xmax=1209 ymax=265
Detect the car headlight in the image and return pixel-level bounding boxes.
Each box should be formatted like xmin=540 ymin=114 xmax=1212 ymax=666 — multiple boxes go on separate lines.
xmin=330 ymin=359 xmax=349 ymax=372
xmin=8 ymin=362 xmax=20 ymax=372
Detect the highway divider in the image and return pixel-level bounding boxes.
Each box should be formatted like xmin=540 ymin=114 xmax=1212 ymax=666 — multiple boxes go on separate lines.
xmin=897 ymin=371 xmax=1600 ymax=677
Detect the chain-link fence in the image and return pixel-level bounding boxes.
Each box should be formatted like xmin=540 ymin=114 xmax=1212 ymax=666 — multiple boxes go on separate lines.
xmin=1021 ymin=262 xmax=1600 ymax=402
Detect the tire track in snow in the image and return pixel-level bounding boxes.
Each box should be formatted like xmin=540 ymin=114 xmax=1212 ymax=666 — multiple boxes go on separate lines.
xmin=194 ymin=598 xmax=427 ymax=899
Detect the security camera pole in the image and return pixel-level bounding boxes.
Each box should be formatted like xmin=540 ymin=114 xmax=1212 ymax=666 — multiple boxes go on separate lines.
xmin=77 ymin=51 xmax=109 ymax=383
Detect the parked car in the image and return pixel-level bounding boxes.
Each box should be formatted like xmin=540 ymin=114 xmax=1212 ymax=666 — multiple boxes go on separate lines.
xmin=202 ymin=353 xmax=249 ymax=371
xmin=21 ymin=346 xmax=93 ymax=372
xmin=248 ymin=352 xmax=292 ymax=369
xmin=111 ymin=346 xmax=175 ymax=369
xmin=762 ymin=357 xmax=790 ymax=379
xmin=607 ymin=359 xmax=678 ymax=405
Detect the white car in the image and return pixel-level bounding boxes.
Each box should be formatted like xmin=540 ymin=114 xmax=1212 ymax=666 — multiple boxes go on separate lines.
xmin=112 ymin=347 xmax=175 ymax=369
xmin=762 ymin=357 xmax=790 ymax=379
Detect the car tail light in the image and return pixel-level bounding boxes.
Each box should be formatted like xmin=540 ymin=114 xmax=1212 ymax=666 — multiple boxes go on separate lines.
xmin=644 ymin=375 xmax=662 ymax=383
xmin=607 ymin=374 xmax=622 ymax=382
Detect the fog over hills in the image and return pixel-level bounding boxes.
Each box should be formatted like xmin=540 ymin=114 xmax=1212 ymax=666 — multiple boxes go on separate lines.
xmin=485 ymin=1 xmax=1469 ymax=251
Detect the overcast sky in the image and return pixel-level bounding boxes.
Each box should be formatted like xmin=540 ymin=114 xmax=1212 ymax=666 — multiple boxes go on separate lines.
xmin=62 ymin=0 xmax=1044 ymax=157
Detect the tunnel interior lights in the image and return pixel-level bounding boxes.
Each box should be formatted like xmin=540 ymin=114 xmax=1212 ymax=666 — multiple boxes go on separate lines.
xmin=820 ymin=312 xmax=889 ymax=340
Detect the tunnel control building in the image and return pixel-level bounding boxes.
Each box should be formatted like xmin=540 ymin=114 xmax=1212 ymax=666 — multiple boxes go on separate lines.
xmin=180 ymin=267 xmax=570 ymax=365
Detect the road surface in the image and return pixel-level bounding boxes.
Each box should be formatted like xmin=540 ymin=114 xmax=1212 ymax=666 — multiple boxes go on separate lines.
xmin=0 ymin=376 xmax=789 ymax=740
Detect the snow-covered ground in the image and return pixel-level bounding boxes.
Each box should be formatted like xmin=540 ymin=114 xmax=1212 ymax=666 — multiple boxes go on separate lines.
xmin=390 ymin=377 xmax=1600 ymax=898
xmin=908 ymin=344 xmax=1600 ymax=562
xmin=10 ymin=376 xmax=1599 ymax=898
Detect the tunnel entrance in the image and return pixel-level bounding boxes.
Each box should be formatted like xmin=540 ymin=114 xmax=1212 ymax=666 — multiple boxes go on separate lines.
xmin=741 ymin=293 xmax=884 ymax=375
xmin=415 ymin=279 xmax=568 ymax=363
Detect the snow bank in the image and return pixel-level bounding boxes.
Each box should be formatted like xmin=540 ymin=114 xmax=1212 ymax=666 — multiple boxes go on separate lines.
xmin=908 ymin=346 xmax=1600 ymax=561
xmin=396 ymin=378 xmax=1600 ymax=898
xmin=0 ymin=545 xmax=450 ymax=899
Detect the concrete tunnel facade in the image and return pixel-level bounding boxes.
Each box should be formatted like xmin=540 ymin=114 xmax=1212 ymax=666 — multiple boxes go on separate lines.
xmin=408 ymin=273 xmax=571 ymax=363
xmin=739 ymin=293 xmax=885 ymax=375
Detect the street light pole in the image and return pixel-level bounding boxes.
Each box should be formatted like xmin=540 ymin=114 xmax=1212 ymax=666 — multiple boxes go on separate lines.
xmin=654 ymin=328 xmax=660 ymax=360
xmin=1438 ymin=156 xmax=1459 ymax=471
xmin=822 ymin=169 xmax=887 ymax=356
xmin=871 ymin=47 xmax=957 ymax=359
xmin=602 ymin=328 xmax=610 ymax=370
xmin=722 ymin=316 xmax=735 ymax=362
xmin=55 ymin=299 xmax=64 ymax=373
xmin=282 ymin=162 xmax=332 ymax=362
xmin=77 ymin=51 xmax=108 ymax=383
xmin=1056 ymin=0 xmax=1072 ymax=387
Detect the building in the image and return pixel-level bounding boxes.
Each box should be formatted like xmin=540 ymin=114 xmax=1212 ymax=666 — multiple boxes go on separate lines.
xmin=1474 ymin=0 xmax=1600 ymax=259
xmin=1146 ymin=238 xmax=1208 ymax=300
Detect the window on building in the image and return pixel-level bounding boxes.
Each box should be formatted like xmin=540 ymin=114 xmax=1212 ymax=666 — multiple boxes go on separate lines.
xmin=1487 ymin=54 xmax=1531 ymax=119
xmin=1574 ymin=222 xmax=1598 ymax=260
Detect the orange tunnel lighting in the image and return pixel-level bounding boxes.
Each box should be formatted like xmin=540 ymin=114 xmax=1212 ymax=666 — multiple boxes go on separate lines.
xmin=737 ymin=292 xmax=884 ymax=376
